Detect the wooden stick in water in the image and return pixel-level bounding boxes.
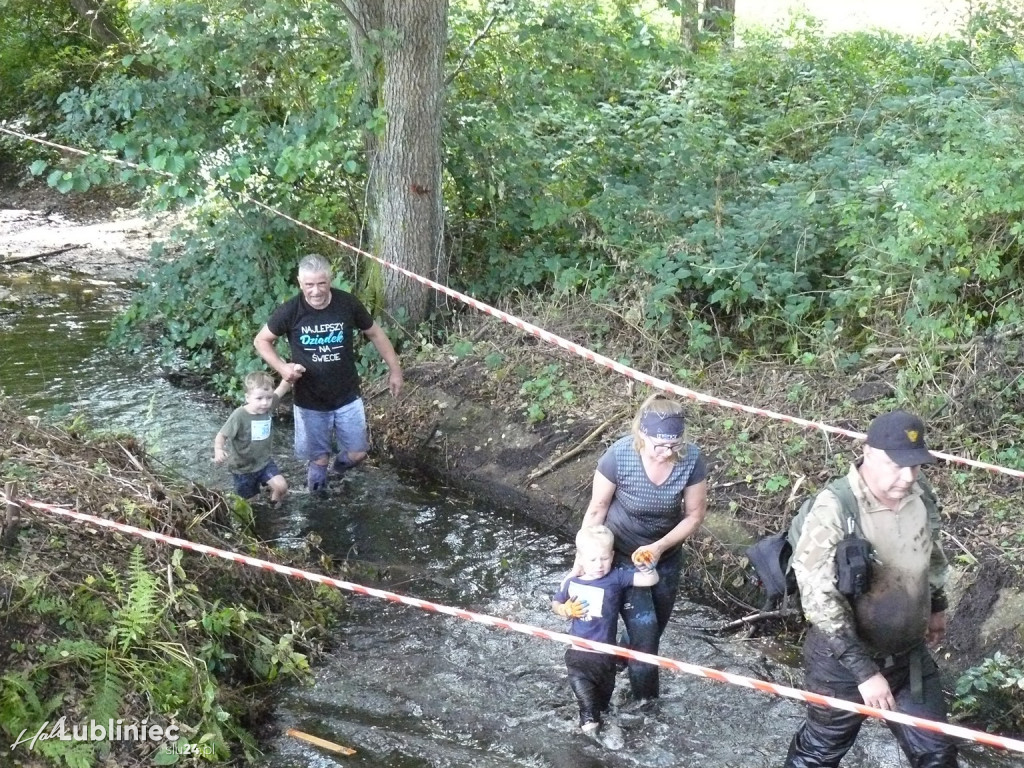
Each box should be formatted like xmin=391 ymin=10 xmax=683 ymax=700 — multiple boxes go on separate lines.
xmin=286 ymin=728 xmax=357 ymax=756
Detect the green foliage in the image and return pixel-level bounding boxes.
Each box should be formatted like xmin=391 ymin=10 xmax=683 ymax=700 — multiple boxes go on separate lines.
xmin=110 ymin=203 xmax=301 ymax=396
xmin=27 ymin=0 xmax=396 ymax=394
xmin=109 ymin=546 xmax=161 ymax=652
xmin=953 ymin=651 xmax=1024 ymax=733
xmin=447 ymin=2 xmax=1024 ymax=360
xmin=17 ymin=0 xmax=1024 ymax=390
xmin=0 ymin=537 xmax=326 ymax=764
xmin=519 ymin=363 xmax=576 ymax=423
xmin=0 ymin=0 xmax=129 ymax=127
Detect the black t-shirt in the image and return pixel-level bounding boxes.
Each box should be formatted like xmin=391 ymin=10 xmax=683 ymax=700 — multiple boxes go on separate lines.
xmin=266 ymin=289 xmax=374 ymax=411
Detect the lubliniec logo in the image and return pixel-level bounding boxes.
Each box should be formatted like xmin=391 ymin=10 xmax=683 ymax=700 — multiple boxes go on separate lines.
xmin=10 ymin=717 xmax=214 ymax=758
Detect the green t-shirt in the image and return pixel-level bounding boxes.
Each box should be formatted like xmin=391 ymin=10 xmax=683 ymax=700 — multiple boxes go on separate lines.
xmin=218 ymin=395 xmax=280 ymax=474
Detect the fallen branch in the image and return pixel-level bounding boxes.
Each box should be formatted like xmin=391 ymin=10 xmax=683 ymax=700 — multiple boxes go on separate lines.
xmin=2 ymin=481 xmax=20 ymax=546
xmin=525 ymin=409 xmax=627 ymax=482
xmin=863 ymin=325 xmax=1023 ymax=357
xmin=720 ymin=607 xmax=800 ymax=631
xmin=1 ymin=244 xmax=83 ymax=266
xmin=942 ymin=529 xmax=978 ymax=564
xmin=785 ymin=475 xmax=806 ymax=508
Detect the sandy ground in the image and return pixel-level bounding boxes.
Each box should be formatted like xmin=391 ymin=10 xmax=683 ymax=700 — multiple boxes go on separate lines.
xmin=0 ymin=180 xmax=175 ymax=282
xmin=0 ymin=208 xmax=167 ymax=282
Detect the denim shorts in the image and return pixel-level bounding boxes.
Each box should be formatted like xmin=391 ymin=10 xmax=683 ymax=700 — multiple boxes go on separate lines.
xmin=293 ymin=398 xmax=369 ymax=461
xmin=232 ymin=459 xmax=281 ymax=499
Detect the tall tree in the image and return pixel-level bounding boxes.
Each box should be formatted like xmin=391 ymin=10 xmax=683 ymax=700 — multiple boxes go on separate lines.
xmin=675 ymin=0 xmax=699 ymax=51
xmin=345 ymin=0 xmax=447 ymax=325
xmin=703 ymin=0 xmax=734 ymax=47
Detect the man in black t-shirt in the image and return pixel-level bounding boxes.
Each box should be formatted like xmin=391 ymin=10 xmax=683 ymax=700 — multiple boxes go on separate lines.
xmin=254 ymin=254 xmax=403 ymax=492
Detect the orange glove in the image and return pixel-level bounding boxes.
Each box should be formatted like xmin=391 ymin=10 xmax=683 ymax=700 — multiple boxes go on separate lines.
xmin=555 ymin=597 xmax=588 ymax=619
xmin=632 ymin=547 xmax=658 ymax=570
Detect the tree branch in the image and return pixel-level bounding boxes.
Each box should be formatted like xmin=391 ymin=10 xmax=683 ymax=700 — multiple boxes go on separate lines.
xmin=446 ymin=15 xmax=498 ymax=86
xmin=1 ymin=245 xmax=84 ymax=267
xmin=525 ymin=409 xmax=628 ymax=483
xmin=67 ymin=0 xmax=125 ymax=48
xmin=720 ymin=607 xmax=800 ymax=632
xmin=335 ymin=0 xmax=369 ymax=46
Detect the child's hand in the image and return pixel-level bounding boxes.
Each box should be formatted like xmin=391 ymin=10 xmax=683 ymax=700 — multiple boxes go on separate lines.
xmin=213 ymin=448 xmax=226 ymax=465
xmin=631 ymin=546 xmax=658 ymax=571
xmin=293 ymin=364 xmax=305 ymax=375
xmin=556 ymin=597 xmax=588 ymax=619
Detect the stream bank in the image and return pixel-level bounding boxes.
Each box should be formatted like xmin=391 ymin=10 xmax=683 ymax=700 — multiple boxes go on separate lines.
xmin=3 ymin=175 xmax=1023 ymax=757
xmin=368 ymin=327 xmax=1024 ymax=700
xmin=0 ymin=400 xmax=347 ymax=767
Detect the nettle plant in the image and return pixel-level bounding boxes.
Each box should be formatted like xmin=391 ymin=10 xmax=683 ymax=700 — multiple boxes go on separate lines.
xmin=520 ymin=364 xmax=576 ymax=423
xmin=953 ymin=651 xmax=1024 ymax=734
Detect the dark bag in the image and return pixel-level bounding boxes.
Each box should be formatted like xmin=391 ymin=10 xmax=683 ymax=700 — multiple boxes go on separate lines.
xmin=745 ymin=529 xmax=796 ymax=605
xmin=745 ymin=477 xmax=862 ymax=609
xmin=746 ymin=474 xmax=941 ymax=610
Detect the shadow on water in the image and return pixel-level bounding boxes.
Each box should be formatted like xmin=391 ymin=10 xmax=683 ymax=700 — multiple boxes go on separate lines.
xmin=1 ymin=268 xmax=1017 ymax=768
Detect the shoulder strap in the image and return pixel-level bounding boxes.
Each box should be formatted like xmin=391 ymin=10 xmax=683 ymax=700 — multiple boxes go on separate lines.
xmin=827 ymin=476 xmax=862 ymax=537
xmin=916 ymin=473 xmax=942 ymax=537
xmin=828 ymin=473 xmax=940 ymax=536
xmin=917 ymin=473 xmax=940 ymax=515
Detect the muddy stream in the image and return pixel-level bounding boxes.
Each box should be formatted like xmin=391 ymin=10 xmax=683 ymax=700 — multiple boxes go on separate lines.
xmin=0 ymin=253 xmax=1014 ymax=767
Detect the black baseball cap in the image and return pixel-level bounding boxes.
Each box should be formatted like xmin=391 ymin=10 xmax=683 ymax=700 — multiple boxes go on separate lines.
xmin=866 ymin=410 xmax=936 ymax=467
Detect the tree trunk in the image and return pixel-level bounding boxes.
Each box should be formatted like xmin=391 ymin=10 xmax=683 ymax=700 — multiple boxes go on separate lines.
xmin=346 ymin=0 xmax=447 ymax=326
xmin=678 ymin=0 xmax=699 ymax=52
xmin=67 ymin=0 xmax=125 ymax=48
xmin=703 ymin=0 xmax=735 ymax=48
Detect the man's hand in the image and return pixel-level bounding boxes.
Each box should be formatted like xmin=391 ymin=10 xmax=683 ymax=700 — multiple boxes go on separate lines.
xmin=858 ymin=673 xmax=895 ymax=710
xmin=283 ymin=362 xmax=305 ymax=383
xmin=926 ymin=610 xmax=946 ymax=647
xmin=555 ymin=598 xmax=588 ymax=619
xmin=388 ymin=368 xmax=403 ymax=397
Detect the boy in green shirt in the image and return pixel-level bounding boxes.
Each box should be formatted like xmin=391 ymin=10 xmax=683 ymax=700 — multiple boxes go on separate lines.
xmin=213 ymin=370 xmax=299 ymax=504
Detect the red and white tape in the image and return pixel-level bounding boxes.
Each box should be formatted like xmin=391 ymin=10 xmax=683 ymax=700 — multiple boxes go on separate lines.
xmin=11 ymin=495 xmax=1024 ymax=755
xmin=245 ymin=198 xmax=1024 ymax=481
xmin=2 ymin=123 xmax=1021 ymax=480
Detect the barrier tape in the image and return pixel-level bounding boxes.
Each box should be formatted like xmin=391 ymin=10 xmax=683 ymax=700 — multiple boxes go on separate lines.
xmin=244 ymin=198 xmax=1024 ymax=480
xmin=1 ymin=124 xmax=1022 ymax=480
xmin=10 ymin=494 xmax=1024 ymax=755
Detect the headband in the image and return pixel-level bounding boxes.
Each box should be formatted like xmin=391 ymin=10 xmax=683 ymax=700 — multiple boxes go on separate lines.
xmin=640 ymin=412 xmax=685 ymax=441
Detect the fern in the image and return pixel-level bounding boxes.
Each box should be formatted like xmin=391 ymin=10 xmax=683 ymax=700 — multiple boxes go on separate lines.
xmin=0 ymin=671 xmax=43 ymax=736
xmin=87 ymin=651 xmax=127 ymax=726
xmin=1 ymin=671 xmax=98 ymax=768
xmin=102 ymin=563 xmax=123 ymax=597
xmin=42 ymin=638 xmax=107 ymax=666
xmin=109 ymin=546 xmax=162 ymax=653
xmin=34 ymin=736 xmax=96 ymax=768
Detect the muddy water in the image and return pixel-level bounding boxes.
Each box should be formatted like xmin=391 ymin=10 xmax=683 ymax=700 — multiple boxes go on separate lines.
xmin=0 ymin=267 xmax=1015 ymax=768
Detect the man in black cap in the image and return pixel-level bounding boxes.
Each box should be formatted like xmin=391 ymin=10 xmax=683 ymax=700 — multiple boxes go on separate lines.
xmin=784 ymin=410 xmax=958 ymax=767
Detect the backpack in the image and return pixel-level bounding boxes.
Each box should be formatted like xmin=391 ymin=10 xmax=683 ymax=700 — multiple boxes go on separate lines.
xmin=745 ymin=475 xmax=940 ymax=610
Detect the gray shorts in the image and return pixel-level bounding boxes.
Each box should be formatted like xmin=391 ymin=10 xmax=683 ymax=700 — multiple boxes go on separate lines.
xmin=293 ymin=399 xmax=369 ymax=461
